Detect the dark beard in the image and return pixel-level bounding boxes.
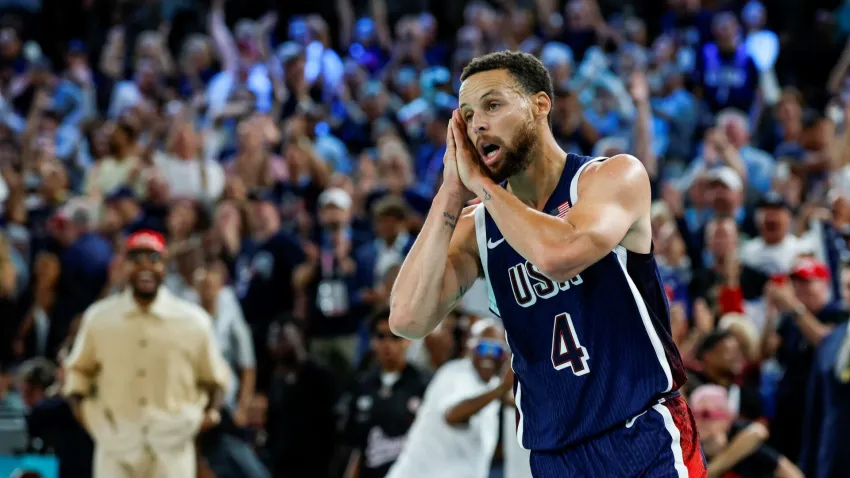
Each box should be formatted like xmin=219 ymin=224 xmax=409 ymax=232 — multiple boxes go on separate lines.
xmin=487 ymin=119 xmax=537 ymax=184
xmin=133 ymin=287 xmax=159 ymax=302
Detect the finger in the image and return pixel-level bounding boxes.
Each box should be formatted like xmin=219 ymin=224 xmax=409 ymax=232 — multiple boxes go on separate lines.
xmin=446 ymin=119 xmax=456 ymax=151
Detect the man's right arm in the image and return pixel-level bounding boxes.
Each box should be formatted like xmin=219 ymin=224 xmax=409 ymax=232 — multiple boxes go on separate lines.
xmin=389 ymin=188 xmax=481 ymax=339
xmin=62 ymin=308 xmax=100 ymax=423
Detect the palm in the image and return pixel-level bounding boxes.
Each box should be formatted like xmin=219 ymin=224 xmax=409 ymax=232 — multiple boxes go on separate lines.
xmin=442 ymin=114 xmax=476 ymax=201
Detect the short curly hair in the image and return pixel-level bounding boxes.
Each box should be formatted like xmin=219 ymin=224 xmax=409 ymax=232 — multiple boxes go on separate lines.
xmin=460 ymin=50 xmax=555 ymax=127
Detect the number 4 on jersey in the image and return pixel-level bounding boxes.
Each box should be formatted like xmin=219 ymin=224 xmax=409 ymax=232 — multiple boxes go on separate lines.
xmin=551 ymin=313 xmax=590 ymax=375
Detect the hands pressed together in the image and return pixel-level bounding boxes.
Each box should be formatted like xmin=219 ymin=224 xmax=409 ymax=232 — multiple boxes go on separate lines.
xmin=442 ymin=109 xmax=491 ymax=204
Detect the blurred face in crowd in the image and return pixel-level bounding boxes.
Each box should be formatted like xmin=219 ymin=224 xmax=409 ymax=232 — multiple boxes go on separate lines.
xmin=776 ymin=91 xmax=803 ymax=126
xmin=718 ymin=114 xmax=749 ymax=148
xmin=318 ymin=204 xmax=350 ymax=232
xmin=135 ymin=60 xmax=158 ymax=91
xmin=109 ymin=122 xmax=134 ymax=155
xmin=127 ymin=247 xmax=166 ymax=300
xmin=703 ymin=335 xmax=745 ymax=380
xmin=690 ymin=387 xmax=734 ymax=457
xmin=0 ymin=27 xmax=20 ymax=59
xmin=510 ymin=9 xmax=534 ymax=41
xmin=269 ymin=321 xmax=306 ymax=365
xmin=214 ymin=200 xmax=243 ymax=236
xmin=39 ymin=160 xmax=67 ymax=196
xmin=183 ymin=36 xmax=213 ymax=74
xmin=713 ymin=13 xmax=739 ymax=51
xmin=803 ymin=118 xmax=835 ymax=152
xmin=375 ymin=212 xmax=406 ymax=244
xmin=756 ymin=206 xmax=791 ymax=244
xmin=565 ymin=0 xmax=590 ymax=31
xmin=457 ymin=26 xmax=483 ymax=53
xmin=238 ymin=119 xmax=264 ymax=153
xmin=284 ymin=56 xmax=306 ymax=88
xmin=167 ymin=200 xmax=198 ymax=239
xmin=171 ymin=124 xmax=200 ymax=159
xmin=792 ymin=276 xmax=830 ymax=312
xmin=459 ymin=69 xmax=543 ymax=184
xmin=195 ymin=264 xmax=223 ymax=308
xmin=706 ymin=216 xmax=738 ymax=261
xmin=17 ymin=379 xmax=45 ymax=409
xmin=372 ymin=318 xmax=409 ymax=371
xmin=471 ymin=323 xmax=507 ymax=382
xmin=249 ymin=199 xmax=280 ymax=237
xmin=708 ymin=181 xmax=739 ymax=215
xmin=652 ymin=35 xmax=675 ymax=66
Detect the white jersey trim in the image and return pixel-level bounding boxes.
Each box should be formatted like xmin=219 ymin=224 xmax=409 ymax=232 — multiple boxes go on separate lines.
xmin=474 ymin=204 xmax=501 ymax=317
xmin=652 ymin=401 xmax=689 ymax=477
xmin=508 ymin=334 xmax=528 ymax=450
xmin=571 ymin=155 xmax=673 ymax=390
xmin=614 ymin=246 xmax=674 ymax=391
xmin=569 ymin=156 xmax=607 ymax=206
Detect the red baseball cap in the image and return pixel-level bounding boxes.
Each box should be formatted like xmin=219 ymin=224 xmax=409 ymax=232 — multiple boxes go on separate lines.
xmin=789 ymin=257 xmax=830 ymax=281
xmin=126 ymin=230 xmax=167 ymax=254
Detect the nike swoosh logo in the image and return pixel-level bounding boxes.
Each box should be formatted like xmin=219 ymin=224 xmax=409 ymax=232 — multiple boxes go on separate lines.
xmin=487 ymin=237 xmax=506 ymax=249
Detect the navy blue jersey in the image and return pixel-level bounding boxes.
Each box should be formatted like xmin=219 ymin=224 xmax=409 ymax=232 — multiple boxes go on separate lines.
xmin=474 ymin=154 xmax=686 ymax=451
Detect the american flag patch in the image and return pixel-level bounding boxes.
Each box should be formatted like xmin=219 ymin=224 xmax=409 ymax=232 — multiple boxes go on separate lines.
xmin=550 ymin=201 xmax=571 ymax=218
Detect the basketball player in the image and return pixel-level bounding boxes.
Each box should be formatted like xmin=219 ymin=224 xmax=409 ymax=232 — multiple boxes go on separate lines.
xmin=390 ymin=51 xmax=707 ymax=477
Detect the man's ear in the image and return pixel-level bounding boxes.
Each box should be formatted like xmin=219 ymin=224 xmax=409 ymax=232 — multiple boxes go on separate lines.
xmin=532 ymin=92 xmax=552 ymax=121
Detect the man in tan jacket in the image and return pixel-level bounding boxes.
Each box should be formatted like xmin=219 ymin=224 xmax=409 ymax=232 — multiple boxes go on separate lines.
xmin=63 ymin=230 xmax=231 ymax=478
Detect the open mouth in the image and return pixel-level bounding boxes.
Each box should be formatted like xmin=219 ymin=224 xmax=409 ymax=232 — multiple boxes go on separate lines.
xmin=136 ymin=271 xmax=157 ymax=289
xmin=480 ymin=143 xmax=502 ymax=165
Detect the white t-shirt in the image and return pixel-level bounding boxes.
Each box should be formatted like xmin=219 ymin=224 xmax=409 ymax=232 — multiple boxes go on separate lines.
xmin=152 ymin=151 xmax=225 ymax=201
xmin=386 ymin=359 xmax=500 ymax=478
xmin=740 ymin=233 xmax=815 ymax=276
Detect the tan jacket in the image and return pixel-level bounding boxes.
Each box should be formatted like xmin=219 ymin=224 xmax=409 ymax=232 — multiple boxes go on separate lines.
xmin=63 ymin=288 xmax=231 ymax=457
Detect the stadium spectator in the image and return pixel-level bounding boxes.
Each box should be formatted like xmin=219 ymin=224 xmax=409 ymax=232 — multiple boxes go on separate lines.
xmin=799 ymin=320 xmax=850 ymax=478
xmin=62 ymin=230 xmax=231 ymax=478
xmin=765 ymin=257 xmax=849 ymax=461
xmin=339 ymin=309 xmax=429 ymax=478
xmin=265 ymin=320 xmax=337 ymax=478
xmin=689 ymin=384 xmax=802 ymax=478
xmin=386 ymin=319 xmax=508 ymax=478
xmin=16 ymin=357 xmax=93 ymax=478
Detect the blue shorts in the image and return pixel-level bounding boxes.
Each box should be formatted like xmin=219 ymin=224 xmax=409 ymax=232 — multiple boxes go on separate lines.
xmin=529 ymin=394 xmax=707 ymax=477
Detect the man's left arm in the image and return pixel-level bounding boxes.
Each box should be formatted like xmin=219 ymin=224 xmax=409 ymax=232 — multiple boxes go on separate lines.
xmin=472 ymin=155 xmax=650 ymax=283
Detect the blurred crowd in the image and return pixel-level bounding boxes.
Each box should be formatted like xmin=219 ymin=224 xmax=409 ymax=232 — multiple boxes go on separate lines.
xmin=0 ymin=0 xmax=849 ymax=477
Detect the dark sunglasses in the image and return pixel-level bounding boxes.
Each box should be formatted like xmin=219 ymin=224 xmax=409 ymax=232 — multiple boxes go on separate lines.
xmin=127 ymin=250 xmax=163 ymax=264
xmin=474 ymin=339 xmax=506 ymax=359
xmin=373 ymin=331 xmax=404 ymax=341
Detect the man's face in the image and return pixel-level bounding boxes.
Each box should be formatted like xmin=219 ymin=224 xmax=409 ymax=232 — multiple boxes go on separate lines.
xmin=705 ymin=337 xmax=744 ymax=377
xmin=375 ymin=215 xmax=403 ymax=242
xmin=126 ymin=248 xmax=166 ymax=300
xmin=458 ymin=69 xmax=540 ymax=184
xmin=709 ymin=182 xmax=738 ymax=213
xmin=757 ymin=207 xmax=790 ymax=244
xmin=792 ymin=277 xmax=828 ymax=312
xmin=249 ymin=200 xmax=279 ymax=233
xmin=371 ymin=319 xmax=408 ymax=368
xmin=471 ymin=326 xmax=507 ymax=382
xmin=17 ymin=381 xmax=43 ymax=408
xmin=195 ymin=267 xmax=222 ymax=305
xmin=707 ymin=218 xmax=738 ymax=258
xmin=318 ymin=205 xmax=349 ymax=231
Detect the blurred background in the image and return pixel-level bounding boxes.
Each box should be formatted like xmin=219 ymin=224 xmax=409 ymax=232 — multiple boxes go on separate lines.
xmin=0 ymin=0 xmax=848 ymax=477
